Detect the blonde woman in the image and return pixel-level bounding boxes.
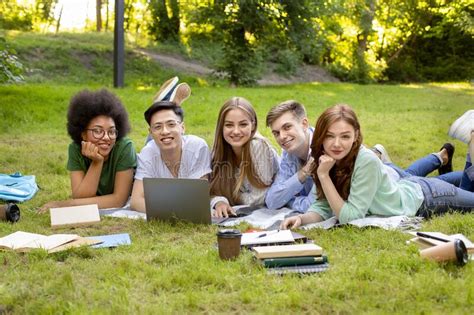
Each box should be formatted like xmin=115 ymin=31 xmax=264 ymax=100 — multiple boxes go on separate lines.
xmin=210 ymin=97 xmax=279 ymax=217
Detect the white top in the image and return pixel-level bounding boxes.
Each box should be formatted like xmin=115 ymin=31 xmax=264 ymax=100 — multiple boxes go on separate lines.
xmin=135 ymin=135 xmax=212 ymax=180
xmin=211 ymin=135 xmax=280 ymax=208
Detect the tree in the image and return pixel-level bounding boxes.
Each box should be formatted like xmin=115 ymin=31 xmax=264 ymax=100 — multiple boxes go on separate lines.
xmin=34 ymin=0 xmax=58 ymax=31
xmin=96 ymin=0 xmax=102 ymax=32
xmin=148 ymin=0 xmax=180 ymax=42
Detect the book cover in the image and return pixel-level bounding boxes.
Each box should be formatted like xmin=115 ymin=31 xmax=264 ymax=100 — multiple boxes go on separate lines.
xmin=261 ymin=255 xmax=328 ymax=268
xmin=86 ymin=233 xmax=131 ymax=248
xmin=48 ymin=237 xmax=102 ymax=253
xmin=50 ymin=204 xmax=100 ymax=228
xmin=252 ymin=243 xmax=323 ymax=259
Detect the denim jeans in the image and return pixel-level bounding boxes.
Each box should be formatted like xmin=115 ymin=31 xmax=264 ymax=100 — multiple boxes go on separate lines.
xmin=406 ymin=177 xmax=474 ymax=218
xmin=386 ymin=153 xmax=462 ymax=186
xmin=460 ymin=153 xmax=474 ymax=191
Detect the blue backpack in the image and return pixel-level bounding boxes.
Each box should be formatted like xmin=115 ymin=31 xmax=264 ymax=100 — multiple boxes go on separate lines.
xmin=0 ymin=172 xmax=39 ymax=202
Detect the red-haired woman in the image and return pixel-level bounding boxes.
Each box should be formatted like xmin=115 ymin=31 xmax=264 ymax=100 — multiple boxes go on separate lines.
xmin=281 ymin=104 xmax=474 ymax=229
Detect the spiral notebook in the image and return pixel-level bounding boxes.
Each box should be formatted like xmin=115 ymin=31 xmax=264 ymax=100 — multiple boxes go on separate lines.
xmin=266 ymin=263 xmax=330 ymax=275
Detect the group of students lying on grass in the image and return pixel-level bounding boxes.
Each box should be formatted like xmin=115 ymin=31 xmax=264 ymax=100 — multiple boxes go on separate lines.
xmin=39 ymin=77 xmax=474 ymax=228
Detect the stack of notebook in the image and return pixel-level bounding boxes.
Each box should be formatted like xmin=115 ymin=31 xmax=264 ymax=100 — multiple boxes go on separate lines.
xmin=252 ymin=242 xmax=329 ymax=275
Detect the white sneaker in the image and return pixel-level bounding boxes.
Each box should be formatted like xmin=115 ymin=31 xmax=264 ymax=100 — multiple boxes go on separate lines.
xmin=152 ymin=76 xmax=179 ymax=103
xmin=170 ymin=83 xmax=191 ymax=106
xmin=372 ymin=144 xmax=392 ymax=164
xmin=448 ymin=110 xmax=474 ymax=143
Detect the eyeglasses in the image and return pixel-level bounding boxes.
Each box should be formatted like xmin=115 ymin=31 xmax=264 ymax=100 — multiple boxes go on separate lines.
xmin=150 ymin=120 xmax=182 ymax=133
xmin=86 ymin=128 xmax=118 ymax=140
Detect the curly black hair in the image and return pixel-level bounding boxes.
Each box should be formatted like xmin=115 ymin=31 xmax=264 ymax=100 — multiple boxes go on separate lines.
xmin=67 ymin=89 xmax=131 ymax=144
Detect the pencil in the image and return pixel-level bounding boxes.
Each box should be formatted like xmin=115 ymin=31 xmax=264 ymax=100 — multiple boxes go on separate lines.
xmin=416 ymin=232 xmax=450 ymax=243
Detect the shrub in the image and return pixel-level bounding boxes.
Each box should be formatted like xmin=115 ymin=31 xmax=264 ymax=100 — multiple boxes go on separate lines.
xmin=0 ymin=37 xmax=24 ymax=84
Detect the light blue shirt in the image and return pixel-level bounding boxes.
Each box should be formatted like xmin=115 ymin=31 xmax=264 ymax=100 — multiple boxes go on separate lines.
xmin=308 ymin=146 xmax=424 ymax=224
xmin=265 ymin=127 xmax=315 ymax=213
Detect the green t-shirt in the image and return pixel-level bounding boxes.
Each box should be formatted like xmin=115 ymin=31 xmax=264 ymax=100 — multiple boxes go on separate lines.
xmin=67 ymin=138 xmax=137 ymax=196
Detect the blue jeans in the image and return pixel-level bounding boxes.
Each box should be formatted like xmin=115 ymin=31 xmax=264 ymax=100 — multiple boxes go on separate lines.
xmin=406 ymin=177 xmax=474 ymax=218
xmin=386 ymin=153 xmax=462 ymax=187
xmin=460 ymin=153 xmax=474 ymax=191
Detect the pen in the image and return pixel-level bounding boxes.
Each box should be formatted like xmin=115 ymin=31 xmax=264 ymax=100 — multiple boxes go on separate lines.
xmin=416 ymin=232 xmax=450 ymax=243
xmin=257 ymin=230 xmax=280 ymax=238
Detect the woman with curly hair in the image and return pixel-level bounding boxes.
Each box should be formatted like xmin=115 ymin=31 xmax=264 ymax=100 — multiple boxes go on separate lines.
xmin=281 ymin=104 xmax=474 ymax=229
xmin=210 ymin=97 xmax=279 ymax=218
xmin=40 ymin=89 xmax=136 ymax=211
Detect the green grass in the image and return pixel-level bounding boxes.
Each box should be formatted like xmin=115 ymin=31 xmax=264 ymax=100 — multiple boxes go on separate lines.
xmin=1 ymin=32 xmax=474 ymax=313
xmin=3 ymin=31 xmax=210 ymax=88
xmin=1 ymin=82 xmax=473 ymax=313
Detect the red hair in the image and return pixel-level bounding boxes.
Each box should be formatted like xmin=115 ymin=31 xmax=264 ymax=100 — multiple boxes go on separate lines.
xmin=310 ymin=104 xmax=363 ymax=200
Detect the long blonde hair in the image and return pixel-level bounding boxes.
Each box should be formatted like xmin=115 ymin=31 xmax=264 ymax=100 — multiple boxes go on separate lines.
xmin=310 ymin=104 xmax=363 ymax=200
xmin=210 ymin=97 xmax=268 ymax=205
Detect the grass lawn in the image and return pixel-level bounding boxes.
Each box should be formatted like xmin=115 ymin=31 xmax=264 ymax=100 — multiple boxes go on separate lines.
xmin=1 ymin=31 xmax=473 ymax=314
xmin=1 ymin=82 xmax=473 ymax=313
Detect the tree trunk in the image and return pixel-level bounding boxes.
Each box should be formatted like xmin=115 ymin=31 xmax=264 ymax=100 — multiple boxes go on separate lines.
xmin=55 ymin=4 xmax=63 ymax=33
xmin=105 ymin=0 xmax=109 ymax=31
xmin=96 ymin=0 xmax=102 ymax=32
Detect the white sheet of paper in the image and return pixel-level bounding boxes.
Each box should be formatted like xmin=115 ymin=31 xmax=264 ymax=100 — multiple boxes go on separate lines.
xmin=240 ymin=229 xmax=294 ymax=246
xmin=220 ymin=207 xmax=294 ymax=229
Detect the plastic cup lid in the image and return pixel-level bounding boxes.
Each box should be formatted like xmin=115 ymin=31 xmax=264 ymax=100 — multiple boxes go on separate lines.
xmin=216 ymin=229 xmax=242 ymax=238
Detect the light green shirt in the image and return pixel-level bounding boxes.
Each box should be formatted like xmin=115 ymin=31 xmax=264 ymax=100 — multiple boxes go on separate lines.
xmin=308 ymin=146 xmax=424 ymax=224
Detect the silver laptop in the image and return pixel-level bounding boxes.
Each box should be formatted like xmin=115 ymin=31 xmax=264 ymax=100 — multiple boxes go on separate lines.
xmin=143 ymin=178 xmax=212 ymax=224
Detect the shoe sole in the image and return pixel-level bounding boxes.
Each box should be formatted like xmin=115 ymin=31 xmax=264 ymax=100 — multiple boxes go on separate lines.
xmin=171 ymin=83 xmax=191 ymax=106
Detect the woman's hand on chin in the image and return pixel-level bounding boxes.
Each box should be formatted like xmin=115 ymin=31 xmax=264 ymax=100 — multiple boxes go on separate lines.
xmin=81 ymin=141 xmax=104 ymax=162
xmin=317 ymin=154 xmax=336 ymax=178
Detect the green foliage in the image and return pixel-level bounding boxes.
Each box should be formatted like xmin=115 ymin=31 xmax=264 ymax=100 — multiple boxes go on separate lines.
xmin=273 ymin=48 xmax=300 ymax=76
xmin=3 ymin=0 xmax=472 ymax=83
xmin=0 ymin=81 xmax=474 ymax=313
xmin=385 ymin=14 xmax=474 ymax=82
xmin=0 ymin=36 xmax=24 ymax=84
xmin=148 ymin=0 xmax=180 ymax=42
xmin=0 ymin=1 xmax=33 ymax=30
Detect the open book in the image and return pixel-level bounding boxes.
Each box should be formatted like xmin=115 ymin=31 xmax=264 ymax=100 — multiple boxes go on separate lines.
xmin=0 ymin=231 xmax=101 ymax=253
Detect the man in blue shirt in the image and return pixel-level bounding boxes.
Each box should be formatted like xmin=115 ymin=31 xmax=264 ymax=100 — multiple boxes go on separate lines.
xmin=265 ymin=100 xmax=316 ymax=213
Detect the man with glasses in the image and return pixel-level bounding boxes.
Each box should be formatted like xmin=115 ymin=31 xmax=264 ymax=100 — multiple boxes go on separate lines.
xmin=130 ymin=101 xmax=212 ymax=212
